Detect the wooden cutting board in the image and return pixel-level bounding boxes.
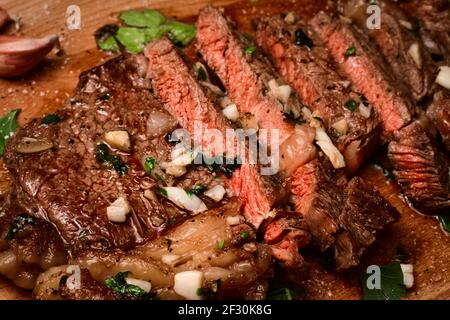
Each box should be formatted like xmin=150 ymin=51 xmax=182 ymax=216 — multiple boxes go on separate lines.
xmin=0 ymin=0 xmax=449 ymax=300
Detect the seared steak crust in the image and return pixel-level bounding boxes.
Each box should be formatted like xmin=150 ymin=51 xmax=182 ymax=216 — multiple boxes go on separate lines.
xmin=426 ymin=90 xmax=450 ymax=151
xmin=388 ymin=121 xmax=450 ymax=214
xmin=4 ymin=55 xmax=194 ymax=251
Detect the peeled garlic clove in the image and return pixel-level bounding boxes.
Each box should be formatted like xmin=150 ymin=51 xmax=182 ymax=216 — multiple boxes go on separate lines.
xmin=0 ymin=34 xmax=59 ymax=77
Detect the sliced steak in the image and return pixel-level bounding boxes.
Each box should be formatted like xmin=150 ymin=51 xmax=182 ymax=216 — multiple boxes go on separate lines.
xmin=310 ymin=12 xmax=415 ymax=139
xmin=4 ymin=55 xmax=201 ymax=251
xmin=417 ymin=0 xmax=450 ymax=33
xmin=334 ymin=177 xmax=399 ymax=270
xmin=144 ymin=37 xmax=289 ymax=229
xmin=388 ymin=121 xmax=450 ymax=214
xmin=255 ymin=15 xmax=381 ymax=175
xmin=290 ymin=159 xmax=341 ymax=251
xmin=337 ymin=0 xmax=432 ymax=102
xmin=426 ymin=90 xmax=450 ymax=151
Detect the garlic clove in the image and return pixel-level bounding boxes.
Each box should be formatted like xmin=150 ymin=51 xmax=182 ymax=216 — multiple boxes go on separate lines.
xmin=0 ymin=34 xmax=59 ymax=77
xmin=104 ymin=130 xmax=131 ymax=152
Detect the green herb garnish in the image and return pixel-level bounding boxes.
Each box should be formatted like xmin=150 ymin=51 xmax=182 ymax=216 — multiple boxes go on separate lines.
xmin=5 ymin=214 xmax=34 ymax=240
xmin=185 ymin=184 xmax=206 ymax=197
xmin=344 ymin=46 xmax=356 ymax=58
xmin=361 ymin=263 xmax=406 ymax=300
xmin=157 ymin=187 xmax=168 ymax=198
xmin=0 ymin=109 xmax=20 ymax=156
xmin=120 ymin=9 xmax=166 ymax=28
xmin=245 ymin=45 xmax=256 ymax=55
xmin=96 ymin=143 xmax=128 ymax=175
xmin=115 ymin=27 xmax=149 ymax=54
xmin=344 ymin=99 xmax=359 ymax=112
xmin=144 ymin=157 xmax=156 ymax=174
xmin=105 ymin=271 xmax=153 ymax=300
xmin=196 ymin=288 xmax=204 ymax=296
xmin=166 ymin=21 xmax=197 ymax=46
xmin=94 ymin=24 xmax=120 ymax=52
xmin=42 ymin=114 xmax=61 ymax=125
xmin=216 ymin=240 xmax=225 ymax=250
xmin=240 ymin=230 xmax=249 ymax=239
xmin=439 ymin=214 xmax=450 ymax=233
xmin=267 ymin=281 xmax=302 ymax=300
xmin=197 ymin=66 xmax=208 ymax=81
xmin=200 ymin=155 xmax=241 ymax=178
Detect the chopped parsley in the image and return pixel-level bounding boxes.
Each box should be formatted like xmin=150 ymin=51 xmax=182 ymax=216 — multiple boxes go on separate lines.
xmin=0 ymin=109 xmax=20 ymax=156
xmin=240 ymin=230 xmax=250 ymax=239
xmin=216 ymin=239 xmax=225 ymax=250
xmin=94 ymin=24 xmax=120 ymax=52
xmin=42 ymin=114 xmax=61 ymax=125
xmin=344 ymin=46 xmax=357 ymax=58
xmin=185 ymin=184 xmax=206 ymax=197
xmin=105 ymin=271 xmax=154 ymax=300
xmin=144 ymin=157 xmax=156 ymax=174
xmin=119 ymin=9 xmax=166 ymax=28
xmin=361 ymin=263 xmax=406 ymax=300
xmin=439 ymin=214 xmax=450 ymax=233
xmin=199 ymin=154 xmax=241 ymax=178
xmin=5 ymin=214 xmax=34 ymax=240
xmin=344 ymin=99 xmax=359 ymax=112
xmin=267 ymin=281 xmax=302 ymax=300
xmin=197 ymin=66 xmax=208 ymax=81
xmin=368 ymin=0 xmax=377 ymax=4
xmin=294 ymin=28 xmax=314 ymax=48
xmin=245 ymin=45 xmax=256 ymax=55
xmin=96 ymin=143 xmax=128 ymax=175
xmin=157 ymin=187 xmax=168 ymax=198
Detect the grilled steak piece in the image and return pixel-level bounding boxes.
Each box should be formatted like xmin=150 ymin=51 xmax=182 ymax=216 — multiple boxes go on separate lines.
xmin=255 ymin=15 xmax=381 ymax=175
xmin=417 ymin=0 xmax=450 ymax=33
xmin=144 ymin=38 xmax=312 ymax=268
xmin=4 ymin=55 xmax=206 ymax=251
xmin=290 ymin=160 xmax=341 ymax=251
xmin=310 ymin=12 xmax=415 ymax=139
xmin=334 ymin=177 xmax=399 ymax=270
xmin=196 ymin=6 xmax=304 ymax=146
xmin=426 ymin=91 xmax=450 ymax=151
xmin=337 ymin=0 xmax=432 ymax=102
xmin=144 ymin=37 xmax=289 ymax=229
xmin=388 ymin=121 xmax=450 ymax=214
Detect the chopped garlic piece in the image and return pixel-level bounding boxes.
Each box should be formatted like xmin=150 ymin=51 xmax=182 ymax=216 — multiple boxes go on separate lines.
xmin=332 ymin=119 xmax=348 ymax=135
xmin=315 ymin=127 xmax=346 ymax=169
xmin=226 ymin=215 xmax=242 ymax=226
xmin=359 ymin=103 xmax=372 ymax=119
xmin=400 ymin=264 xmax=414 ymax=289
xmin=436 ymin=66 xmax=450 ymax=89
xmin=174 ymin=271 xmax=204 ymax=300
xmin=104 ymin=130 xmax=130 ymax=152
xmin=162 ymin=187 xmax=207 ymax=214
xmin=125 ymin=278 xmax=152 ymax=293
xmin=161 ymin=254 xmax=181 ymax=265
xmin=222 ymin=104 xmax=240 ymax=121
xmin=408 ymin=43 xmax=422 ymax=69
xmin=284 ymin=12 xmax=295 ymax=24
xmin=204 ymin=185 xmax=226 ymax=202
xmin=107 ymin=197 xmax=131 ymax=223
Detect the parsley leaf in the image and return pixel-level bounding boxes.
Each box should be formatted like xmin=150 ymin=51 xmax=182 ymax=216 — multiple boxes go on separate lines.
xmin=439 ymin=214 xmax=450 ymax=233
xmin=105 ymin=271 xmax=154 ymax=300
xmin=344 ymin=46 xmax=356 ymax=58
xmin=361 ymin=263 xmax=406 ymax=300
xmin=96 ymin=143 xmax=128 ymax=175
xmin=119 ymin=9 xmax=166 ymax=28
xmin=344 ymin=99 xmax=359 ymax=112
xmin=245 ymin=45 xmax=256 ymax=55
xmin=216 ymin=239 xmax=225 ymax=250
xmin=144 ymin=157 xmax=156 ymax=174
xmin=166 ymin=21 xmax=197 ymax=46
xmin=42 ymin=114 xmax=61 ymax=125
xmin=0 ymin=109 xmax=20 ymax=156
xmin=267 ymin=281 xmax=302 ymax=300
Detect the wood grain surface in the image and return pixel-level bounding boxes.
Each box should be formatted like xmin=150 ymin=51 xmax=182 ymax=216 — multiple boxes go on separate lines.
xmin=0 ymin=0 xmax=448 ymax=300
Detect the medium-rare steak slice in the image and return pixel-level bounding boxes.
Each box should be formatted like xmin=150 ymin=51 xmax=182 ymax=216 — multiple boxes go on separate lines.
xmin=255 ymin=15 xmax=381 ymax=175
xmin=388 ymin=121 xmax=450 ymax=214
xmin=144 ymin=38 xmax=310 ymax=268
xmin=144 ymin=37 xmax=288 ymax=229
xmin=290 ymin=160 xmax=341 ymax=251
xmin=426 ymin=90 xmax=450 ymax=151
xmin=4 ymin=55 xmax=209 ymax=251
xmin=310 ymin=12 xmax=415 ymax=139
xmin=338 ymin=0 xmax=433 ymax=102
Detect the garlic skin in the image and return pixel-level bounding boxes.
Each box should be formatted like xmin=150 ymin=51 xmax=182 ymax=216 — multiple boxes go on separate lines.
xmin=0 ymin=34 xmax=59 ymax=78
